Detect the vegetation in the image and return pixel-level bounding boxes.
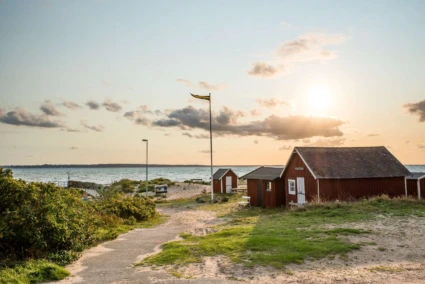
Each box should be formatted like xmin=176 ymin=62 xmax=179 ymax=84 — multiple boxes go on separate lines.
xmin=140 ymin=195 xmax=425 ymax=269
xmin=183 ymin=179 xmax=209 ymax=185
xmin=0 ymin=260 xmax=70 ymax=284
xmin=67 ymin=180 xmax=102 ymax=190
xmin=0 ymin=168 xmax=163 ymax=283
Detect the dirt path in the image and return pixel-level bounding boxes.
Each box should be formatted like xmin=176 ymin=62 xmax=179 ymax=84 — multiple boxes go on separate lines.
xmin=57 ymin=207 xmax=238 ymax=284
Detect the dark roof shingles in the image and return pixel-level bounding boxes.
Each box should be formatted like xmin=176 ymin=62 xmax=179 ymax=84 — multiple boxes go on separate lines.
xmin=241 ymin=166 xmax=284 ymax=180
xmin=407 ymin=172 xmax=425 ymax=180
xmin=213 ymin=168 xmax=230 ymax=180
xmin=295 ymin=146 xmax=411 ymax=179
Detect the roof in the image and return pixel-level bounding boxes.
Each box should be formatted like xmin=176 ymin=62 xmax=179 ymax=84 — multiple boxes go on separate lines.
xmin=287 ymin=146 xmax=411 ymax=179
xmin=407 ymin=172 xmax=425 ymax=180
xmin=241 ymin=166 xmax=284 ymax=180
xmin=213 ymin=168 xmax=238 ymax=180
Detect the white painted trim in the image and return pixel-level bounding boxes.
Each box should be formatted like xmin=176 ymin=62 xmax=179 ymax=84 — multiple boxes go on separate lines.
xmin=317 ymin=179 xmax=320 ymax=202
xmin=288 ymin=179 xmax=296 ymax=195
xmin=404 ymin=177 xmax=407 ymax=197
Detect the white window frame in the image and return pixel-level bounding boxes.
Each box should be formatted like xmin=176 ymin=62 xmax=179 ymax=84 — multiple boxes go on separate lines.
xmin=288 ymin=179 xmax=296 ymax=195
xmin=266 ymin=181 xmax=272 ymax=191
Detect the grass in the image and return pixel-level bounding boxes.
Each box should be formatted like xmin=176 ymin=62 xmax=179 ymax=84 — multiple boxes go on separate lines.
xmin=0 ymin=260 xmax=70 ymax=284
xmin=138 ymin=196 xmax=425 ymax=269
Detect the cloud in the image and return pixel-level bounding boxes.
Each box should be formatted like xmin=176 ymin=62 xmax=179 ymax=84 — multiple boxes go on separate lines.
xmin=281 ymin=21 xmax=292 ymax=29
xmin=62 ymin=101 xmax=81 ymax=110
xmin=248 ymin=62 xmax=281 ymax=78
xmin=152 ymin=105 xmax=345 ymax=141
xmin=177 ymin=78 xmax=221 ymax=91
xmin=70 ymin=146 xmax=78 ymax=150
xmin=418 ymin=144 xmax=425 ymax=149
xmin=199 ymin=149 xmax=214 ymax=154
xmin=61 ymin=128 xmax=81 ymax=133
xmin=257 ymin=98 xmax=289 ymax=108
xmin=249 ymin=32 xmax=347 ymax=78
xmin=279 ymin=145 xmax=291 ymax=151
xmin=138 ymin=105 xmax=162 ymax=116
xmin=102 ymin=100 xmax=122 ymax=112
xmin=176 ymin=78 xmax=193 ymax=87
xmin=81 ymin=121 xmax=104 ymax=132
xmin=406 ymin=140 xmax=410 ymax=144
xmin=305 ymin=138 xmax=346 ymax=147
xmin=40 ymin=100 xmax=63 ymax=116
xmin=368 ymin=133 xmax=380 ymax=137
xmin=403 ymin=99 xmax=425 ymax=122
xmin=302 ymin=138 xmax=311 ymax=144
xmin=124 ymin=111 xmax=151 ymax=126
xmin=0 ymin=107 xmax=65 ymax=128
xmin=164 ymin=133 xmax=171 ymax=136
xmin=182 ymin=132 xmax=209 ymax=139
xmin=250 ymin=109 xmax=262 ymax=116
xmin=86 ymin=101 xmax=100 ymax=110
xmin=254 ymin=140 xmax=259 ymax=144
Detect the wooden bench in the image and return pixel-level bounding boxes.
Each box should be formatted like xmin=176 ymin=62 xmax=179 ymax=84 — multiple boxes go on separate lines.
xmin=238 ymin=196 xmax=251 ymax=207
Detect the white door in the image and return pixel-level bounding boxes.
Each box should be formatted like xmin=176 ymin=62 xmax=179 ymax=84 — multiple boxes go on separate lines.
xmin=297 ymin=177 xmax=305 ymax=204
xmin=226 ymin=176 xmax=232 ymax=193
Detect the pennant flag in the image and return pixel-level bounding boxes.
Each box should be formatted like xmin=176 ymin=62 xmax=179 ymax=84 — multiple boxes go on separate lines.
xmin=191 ymin=93 xmax=210 ymax=101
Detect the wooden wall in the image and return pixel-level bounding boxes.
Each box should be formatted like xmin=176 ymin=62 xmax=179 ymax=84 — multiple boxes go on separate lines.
xmin=407 ymin=178 xmax=425 ymax=199
xmin=318 ymin=177 xmax=406 ymax=201
xmin=283 ymin=152 xmax=317 ymax=206
xmin=213 ymin=170 xmax=238 ymax=193
xmin=246 ymin=178 xmax=285 ymax=207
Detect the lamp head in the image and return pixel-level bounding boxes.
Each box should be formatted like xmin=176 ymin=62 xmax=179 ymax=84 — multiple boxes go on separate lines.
xmin=142 ymin=139 xmax=148 ymax=142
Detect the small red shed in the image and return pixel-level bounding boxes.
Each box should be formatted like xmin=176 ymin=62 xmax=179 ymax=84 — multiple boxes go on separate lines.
xmin=406 ymin=172 xmax=425 ymax=198
xmin=241 ymin=166 xmax=285 ymax=208
xmin=212 ymin=168 xmax=238 ymax=193
xmin=281 ymin=147 xmax=411 ymax=207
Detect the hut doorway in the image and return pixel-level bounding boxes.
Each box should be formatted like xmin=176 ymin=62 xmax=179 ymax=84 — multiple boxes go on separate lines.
xmin=297 ymin=177 xmax=305 ymax=204
xmin=226 ymin=176 xmax=232 ymax=193
xmin=257 ymin=181 xmax=263 ymax=206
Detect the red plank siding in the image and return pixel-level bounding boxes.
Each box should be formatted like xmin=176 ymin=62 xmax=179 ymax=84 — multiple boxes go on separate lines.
xmin=246 ymin=179 xmax=285 ymax=207
xmin=318 ymin=177 xmax=406 ymax=201
xmin=407 ymin=179 xmax=418 ymax=197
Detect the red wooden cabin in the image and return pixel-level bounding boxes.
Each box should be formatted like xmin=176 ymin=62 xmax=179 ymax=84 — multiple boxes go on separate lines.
xmin=406 ymin=172 xmax=425 ymax=198
xmin=212 ymin=168 xmax=238 ymax=193
xmin=281 ymin=147 xmax=411 ymax=207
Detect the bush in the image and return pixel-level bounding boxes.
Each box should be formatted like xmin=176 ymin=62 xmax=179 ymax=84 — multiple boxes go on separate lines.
xmin=67 ymin=180 xmax=102 ymax=190
xmin=97 ymin=193 xmax=157 ymax=221
xmin=0 ymin=260 xmax=69 ymax=284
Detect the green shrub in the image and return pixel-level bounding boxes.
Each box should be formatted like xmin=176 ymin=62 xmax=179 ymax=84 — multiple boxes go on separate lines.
xmin=98 ymin=193 xmax=157 ymax=221
xmin=0 ymin=260 xmax=69 ymax=284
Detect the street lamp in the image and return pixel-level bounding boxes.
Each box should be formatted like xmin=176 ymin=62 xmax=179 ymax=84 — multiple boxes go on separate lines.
xmin=142 ymin=139 xmax=148 ymax=197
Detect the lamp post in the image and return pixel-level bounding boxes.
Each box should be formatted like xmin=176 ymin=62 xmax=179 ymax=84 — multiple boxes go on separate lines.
xmin=142 ymin=139 xmax=148 ymax=197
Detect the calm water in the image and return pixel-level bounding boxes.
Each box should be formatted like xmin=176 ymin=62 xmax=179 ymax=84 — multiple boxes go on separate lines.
xmin=6 ymin=165 xmax=425 ymax=185
xmin=7 ymin=166 xmax=261 ymax=184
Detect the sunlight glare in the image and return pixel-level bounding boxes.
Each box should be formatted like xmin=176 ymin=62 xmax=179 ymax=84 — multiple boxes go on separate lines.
xmin=307 ymin=86 xmax=332 ymax=111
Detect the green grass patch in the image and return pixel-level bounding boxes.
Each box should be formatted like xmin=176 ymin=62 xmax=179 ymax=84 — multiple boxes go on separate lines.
xmin=368 ymin=265 xmax=404 ymax=273
xmin=0 ymin=260 xmax=70 ymax=284
xmin=140 ymin=196 xmax=425 ymax=269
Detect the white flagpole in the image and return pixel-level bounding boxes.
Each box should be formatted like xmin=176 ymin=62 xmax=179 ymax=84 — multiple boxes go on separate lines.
xmin=209 ymin=93 xmax=214 ymax=201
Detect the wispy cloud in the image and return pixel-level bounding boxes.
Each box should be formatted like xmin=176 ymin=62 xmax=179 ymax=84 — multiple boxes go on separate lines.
xmin=304 ymin=138 xmax=346 ymax=147
xmin=81 ymin=121 xmax=104 ymax=132
xmin=182 ymin=132 xmax=209 ymax=139
xmin=368 ymin=133 xmax=380 ymax=137
xmin=254 ymin=140 xmax=259 ymax=144
xmin=250 ymin=109 xmax=262 ymax=116
xmin=124 ymin=111 xmax=151 ymax=126
xmin=257 ymin=98 xmax=289 ymax=108
xmin=153 ymin=106 xmax=344 ymax=141
xmin=0 ymin=107 xmax=65 ymax=128
xmin=86 ymin=100 xmax=100 ymax=110
xmin=40 ymin=100 xmax=63 ymax=116
xmin=102 ymin=99 xmax=122 ymax=112
xmin=418 ymin=144 xmax=425 ymax=149
xmin=249 ymin=32 xmax=347 ymax=78
xmin=177 ymin=78 xmax=221 ymax=91
xmin=279 ymin=145 xmax=291 ymax=151
xmin=62 ymin=101 xmax=81 ymax=110
xmin=404 ymin=99 xmax=425 ymax=122
xmin=69 ymin=146 xmax=78 ymax=150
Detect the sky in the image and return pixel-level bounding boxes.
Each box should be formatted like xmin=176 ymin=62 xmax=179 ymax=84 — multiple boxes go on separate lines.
xmin=1 ymin=0 xmax=425 ymax=166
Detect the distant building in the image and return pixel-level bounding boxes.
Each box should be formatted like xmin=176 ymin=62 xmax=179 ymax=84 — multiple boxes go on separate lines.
xmin=407 ymin=172 xmax=425 ymax=199
xmin=240 ymin=166 xmax=285 ymax=207
xmin=212 ymin=168 xmax=238 ymax=193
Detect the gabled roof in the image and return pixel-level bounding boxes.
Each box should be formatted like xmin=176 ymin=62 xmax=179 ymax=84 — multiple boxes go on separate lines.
xmin=282 ymin=146 xmax=411 ymax=179
xmin=213 ymin=168 xmax=238 ymax=180
xmin=407 ymin=172 xmax=425 ymax=180
xmin=241 ymin=166 xmax=284 ymax=181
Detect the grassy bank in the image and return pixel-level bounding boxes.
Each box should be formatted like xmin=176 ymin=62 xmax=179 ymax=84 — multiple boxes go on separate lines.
xmin=140 ymin=195 xmax=425 ymax=269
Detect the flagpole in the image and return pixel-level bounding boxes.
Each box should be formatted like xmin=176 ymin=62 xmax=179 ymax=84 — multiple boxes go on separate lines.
xmin=209 ymin=93 xmax=213 ymax=201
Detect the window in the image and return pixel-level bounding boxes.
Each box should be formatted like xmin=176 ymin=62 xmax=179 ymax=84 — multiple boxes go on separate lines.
xmin=288 ymin=179 xmax=296 ymax=195
xmin=266 ymin=182 xmax=272 ymax=191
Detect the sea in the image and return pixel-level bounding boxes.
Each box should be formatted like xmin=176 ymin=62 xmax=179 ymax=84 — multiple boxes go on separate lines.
xmin=5 ymin=165 xmax=425 ymax=185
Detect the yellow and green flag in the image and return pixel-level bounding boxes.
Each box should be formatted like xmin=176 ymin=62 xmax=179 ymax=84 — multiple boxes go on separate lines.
xmin=190 ymin=93 xmax=210 ymax=100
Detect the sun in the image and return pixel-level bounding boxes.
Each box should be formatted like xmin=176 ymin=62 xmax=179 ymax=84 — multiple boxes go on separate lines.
xmin=307 ymin=86 xmax=332 ymax=111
